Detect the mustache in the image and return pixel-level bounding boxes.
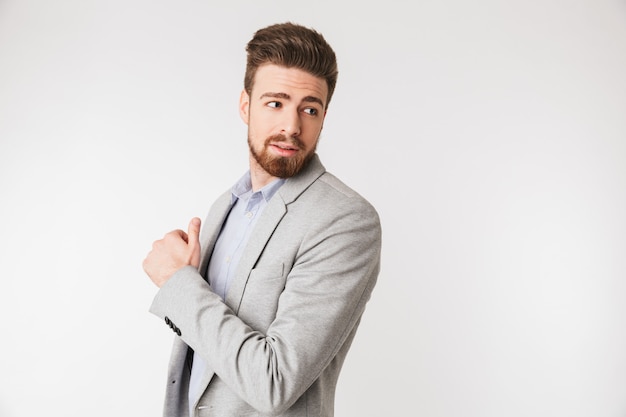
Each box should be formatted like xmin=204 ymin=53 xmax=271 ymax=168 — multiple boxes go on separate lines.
xmin=265 ymin=134 xmax=306 ymax=151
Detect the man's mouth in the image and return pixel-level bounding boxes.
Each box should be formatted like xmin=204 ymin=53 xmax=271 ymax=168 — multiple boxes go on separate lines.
xmin=262 ymin=133 xmax=306 ymax=158
xmin=269 ymin=141 xmax=300 ymax=157
xmin=272 ymin=142 xmax=298 ymax=151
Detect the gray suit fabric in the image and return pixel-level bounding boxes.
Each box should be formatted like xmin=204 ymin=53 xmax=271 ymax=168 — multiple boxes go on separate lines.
xmin=150 ymin=154 xmax=382 ymax=416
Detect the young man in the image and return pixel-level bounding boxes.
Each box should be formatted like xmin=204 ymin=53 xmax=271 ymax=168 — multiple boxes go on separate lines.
xmin=143 ymin=22 xmax=381 ymax=417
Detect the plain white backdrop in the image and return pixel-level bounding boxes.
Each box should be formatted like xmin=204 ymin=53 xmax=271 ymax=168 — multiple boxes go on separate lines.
xmin=1 ymin=1 xmax=625 ymax=416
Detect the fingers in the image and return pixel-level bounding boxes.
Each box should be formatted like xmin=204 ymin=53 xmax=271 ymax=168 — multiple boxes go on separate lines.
xmin=143 ymin=219 xmax=202 ymax=286
xmin=172 ymin=229 xmax=189 ymax=243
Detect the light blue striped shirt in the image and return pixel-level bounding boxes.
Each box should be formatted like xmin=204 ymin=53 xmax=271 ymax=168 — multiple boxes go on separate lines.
xmin=188 ymin=173 xmax=285 ymax=414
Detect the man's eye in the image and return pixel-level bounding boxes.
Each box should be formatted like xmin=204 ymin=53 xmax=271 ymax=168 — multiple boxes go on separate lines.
xmin=304 ymin=108 xmax=318 ymax=116
xmin=267 ymin=101 xmax=281 ymax=108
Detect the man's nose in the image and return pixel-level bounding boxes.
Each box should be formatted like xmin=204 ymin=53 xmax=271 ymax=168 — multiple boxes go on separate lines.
xmin=280 ymin=110 xmax=301 ymax=138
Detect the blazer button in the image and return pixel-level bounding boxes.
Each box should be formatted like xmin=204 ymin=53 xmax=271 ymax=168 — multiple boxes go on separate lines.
xmin=175 ymin=328 xmax=181 ymax=336
xmin=165 ymin=317 xmax=171 ymax=325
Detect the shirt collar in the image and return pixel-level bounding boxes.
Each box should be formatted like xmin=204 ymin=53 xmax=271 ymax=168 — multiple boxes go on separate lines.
xmin=230 ymin=171 xmax=285 ymax=204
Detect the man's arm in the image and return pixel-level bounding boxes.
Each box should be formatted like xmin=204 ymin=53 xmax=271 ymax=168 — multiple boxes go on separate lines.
xmin=146 ymin=199 xmax=381 ymax=414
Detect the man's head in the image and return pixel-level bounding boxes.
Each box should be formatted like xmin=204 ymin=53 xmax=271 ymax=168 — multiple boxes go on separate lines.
xmin=244 ymin=22 xmax=338 ymax=109
xmin=240 ymin=23 xmax=338 ymax=183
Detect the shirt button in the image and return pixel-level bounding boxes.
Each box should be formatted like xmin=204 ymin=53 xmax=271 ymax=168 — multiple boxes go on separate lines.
xmin=245 ymin=211 xmax=253 ymax=219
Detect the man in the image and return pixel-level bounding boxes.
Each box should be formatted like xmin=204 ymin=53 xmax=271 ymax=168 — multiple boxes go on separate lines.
xmin=143 ymin=22 xmax=381 ymax=417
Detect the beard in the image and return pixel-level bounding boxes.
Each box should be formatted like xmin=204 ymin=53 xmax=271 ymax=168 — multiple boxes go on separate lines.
xmin=248 ymin=133 xmax=317 ymax=178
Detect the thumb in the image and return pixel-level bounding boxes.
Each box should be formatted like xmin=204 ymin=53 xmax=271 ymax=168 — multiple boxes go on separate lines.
xmin=188 ymin=217 xmax=201 ymax=268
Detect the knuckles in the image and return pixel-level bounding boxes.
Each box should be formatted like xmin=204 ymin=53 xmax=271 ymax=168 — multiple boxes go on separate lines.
xmin=164 ymin=230 xmax=186 ymax=244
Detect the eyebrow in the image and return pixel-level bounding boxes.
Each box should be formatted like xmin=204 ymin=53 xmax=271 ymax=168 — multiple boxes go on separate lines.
xmin=259 ymin=92 xmax=325 ymax=108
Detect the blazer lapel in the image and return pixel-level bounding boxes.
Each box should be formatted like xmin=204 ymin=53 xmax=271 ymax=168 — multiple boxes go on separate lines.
xmin=224 ymin=197 xmax=286 ymax=312
xmin=198 ymin=190 xmax=233 ymax=279
xmin=224 ymin=154 xmax=326 ymax=313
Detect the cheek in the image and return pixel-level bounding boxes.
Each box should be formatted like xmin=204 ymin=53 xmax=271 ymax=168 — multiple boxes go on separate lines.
xmin=247 ymin=128 xmax=267 ymax=151
xmin=302 ymin=122 xmax=323 ymax=144
xmin=248 ymin=113 xmax=270 ymax=137
xmin=249 ymin=125 xmax=265 ymax=143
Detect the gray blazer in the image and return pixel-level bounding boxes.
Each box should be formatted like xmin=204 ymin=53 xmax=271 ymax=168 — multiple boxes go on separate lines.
xmin=150 ymin=154 xmax=382 ymax=417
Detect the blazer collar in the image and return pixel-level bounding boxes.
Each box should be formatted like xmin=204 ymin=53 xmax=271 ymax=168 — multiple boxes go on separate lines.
xmin=277 ymin=153 xmax=326 ymax=204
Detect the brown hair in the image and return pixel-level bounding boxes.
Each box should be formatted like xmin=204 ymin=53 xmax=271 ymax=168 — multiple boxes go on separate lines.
xmin=244 ymin=22 xmax=339 ymax=108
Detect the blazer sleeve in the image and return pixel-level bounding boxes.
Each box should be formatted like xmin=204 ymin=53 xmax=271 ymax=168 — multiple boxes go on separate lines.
xmin=149 ymin=193 xmax=382 ymax=415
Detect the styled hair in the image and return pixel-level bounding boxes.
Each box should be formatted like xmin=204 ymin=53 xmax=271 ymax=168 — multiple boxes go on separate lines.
xmin=244 ymin=22 xmax=339 ymax=108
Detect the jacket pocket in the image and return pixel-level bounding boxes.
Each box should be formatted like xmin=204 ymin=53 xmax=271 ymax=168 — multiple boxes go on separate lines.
xmin=237 ymin=263 xmax=286 ymax=332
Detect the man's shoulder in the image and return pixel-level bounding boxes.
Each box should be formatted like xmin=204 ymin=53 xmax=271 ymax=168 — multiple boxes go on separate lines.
xmin=306 ymin=170 xmax=378 ymax=217
xmin=316 ymin=171 xmax=361 ymax=199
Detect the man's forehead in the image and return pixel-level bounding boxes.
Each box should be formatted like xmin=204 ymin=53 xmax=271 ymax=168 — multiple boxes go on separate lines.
xmin=252 ymin=64 xmax=328 ymax=104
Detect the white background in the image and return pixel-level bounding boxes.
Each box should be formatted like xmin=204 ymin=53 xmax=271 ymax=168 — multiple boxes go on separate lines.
xmin=1 ymin=1 xmax=625 ymax=416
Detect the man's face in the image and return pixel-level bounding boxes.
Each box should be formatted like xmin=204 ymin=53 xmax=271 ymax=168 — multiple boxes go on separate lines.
xmin=239 ymin=63 xmax=328 ymax=180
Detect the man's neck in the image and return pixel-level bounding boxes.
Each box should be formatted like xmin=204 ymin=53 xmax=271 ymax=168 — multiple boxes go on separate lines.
xmin=249 ymin=155 xmax=279 ymax=192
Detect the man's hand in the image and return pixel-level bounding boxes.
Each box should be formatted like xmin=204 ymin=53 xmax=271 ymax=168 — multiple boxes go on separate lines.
xmin=143 ymin=217 xmax=202 ymax=287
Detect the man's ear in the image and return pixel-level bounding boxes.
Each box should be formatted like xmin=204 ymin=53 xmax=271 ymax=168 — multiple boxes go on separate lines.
xmin=239 ymin=89 xmax=250 ymax=125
